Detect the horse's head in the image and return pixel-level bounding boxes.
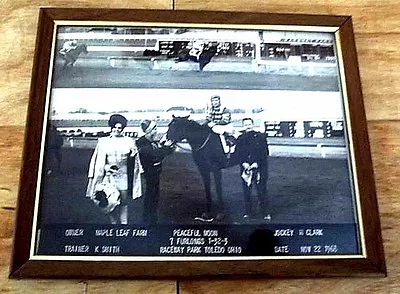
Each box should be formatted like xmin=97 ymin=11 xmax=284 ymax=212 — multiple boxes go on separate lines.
xmin=166 ymin=115 xmax=191 ymax=143
xmin=79 ymin=43 xmax=89 ymax=54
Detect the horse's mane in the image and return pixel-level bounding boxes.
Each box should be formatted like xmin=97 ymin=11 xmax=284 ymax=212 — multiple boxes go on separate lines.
xmin=175 ymin=117 xmax=210 ymax=132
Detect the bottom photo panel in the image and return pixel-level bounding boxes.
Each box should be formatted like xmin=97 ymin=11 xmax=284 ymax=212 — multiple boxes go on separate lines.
xmin=32 ymin=88 xmax=363 ymax=259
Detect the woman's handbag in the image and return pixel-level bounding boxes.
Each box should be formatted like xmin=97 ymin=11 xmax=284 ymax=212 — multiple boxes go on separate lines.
xmin=92 ymin=170 xmax=120 ymax=214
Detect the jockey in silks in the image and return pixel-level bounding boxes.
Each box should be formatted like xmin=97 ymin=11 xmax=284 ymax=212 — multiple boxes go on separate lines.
xmin=189 ymin=40 xmax=205 ymax=62
xmin=60 ymin=40 xmax=78 ymax=55
xmin=59 ymin=40 xmax=78 ymax=67
xmin=205 ymin=95 xmax=236 ymax=155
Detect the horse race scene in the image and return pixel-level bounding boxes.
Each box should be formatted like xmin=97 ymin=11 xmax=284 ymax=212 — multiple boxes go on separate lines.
xmin=32 ymin=24 xmax=362 ymax=257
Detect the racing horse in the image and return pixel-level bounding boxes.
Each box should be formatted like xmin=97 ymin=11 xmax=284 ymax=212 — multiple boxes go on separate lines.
xmin=175 ymin=44 xmax=218 ymax=71
xmin=59 ymin=43 xmax=88 ymax=68
xmin=166 ymin=116 xmax=236 ymax=222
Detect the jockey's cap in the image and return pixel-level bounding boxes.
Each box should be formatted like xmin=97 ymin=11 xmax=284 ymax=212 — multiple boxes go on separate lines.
xmin=211 ymin=95 xmax=220 ymax=101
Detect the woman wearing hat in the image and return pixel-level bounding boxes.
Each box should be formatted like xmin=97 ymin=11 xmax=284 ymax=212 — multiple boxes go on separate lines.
xmin=86 ymin=114 xmax=142 ymax=224
xmin=136 ymin=119 xmax=174 ymax=225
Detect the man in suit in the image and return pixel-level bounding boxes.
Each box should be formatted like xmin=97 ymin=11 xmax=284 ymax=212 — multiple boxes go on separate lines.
xmin=234 ymin=118 xmax=271 ymax=221
xmin=136 ymin=120 xmax=175 ymax=225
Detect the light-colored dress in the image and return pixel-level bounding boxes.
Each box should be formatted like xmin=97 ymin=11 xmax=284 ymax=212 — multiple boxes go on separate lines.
xmin=86 ymin=136 xmax=143 ymax=199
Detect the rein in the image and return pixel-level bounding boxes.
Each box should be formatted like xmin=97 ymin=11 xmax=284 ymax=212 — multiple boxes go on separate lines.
xmin=175 ymin=132 xmax=211 ymax=152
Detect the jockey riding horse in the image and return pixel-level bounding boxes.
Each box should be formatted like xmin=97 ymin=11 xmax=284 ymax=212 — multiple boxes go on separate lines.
xmin=59 ymin=40 xmax=88 ymax=68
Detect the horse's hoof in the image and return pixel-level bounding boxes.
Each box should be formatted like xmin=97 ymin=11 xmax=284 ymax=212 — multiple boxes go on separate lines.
xmin=263 ymin=214 xmax=272 ymax=222
xmin=194 ymin=213 xmax=214 ymax=223
xmin=242 ymin=214 xmax=254 ymax=223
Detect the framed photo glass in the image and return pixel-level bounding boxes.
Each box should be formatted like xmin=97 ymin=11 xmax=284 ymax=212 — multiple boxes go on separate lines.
xmin=10 ymin=8 xmax=386 ymax=278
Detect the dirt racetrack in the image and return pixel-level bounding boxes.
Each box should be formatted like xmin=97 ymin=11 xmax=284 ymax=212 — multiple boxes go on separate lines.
xmin=38 ymin=146 xmax=356 ymax=226
xmin=52 ymin=65 xmax=339 ymax=91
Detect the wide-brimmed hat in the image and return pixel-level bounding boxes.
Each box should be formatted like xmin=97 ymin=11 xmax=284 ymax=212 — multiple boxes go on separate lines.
xmin=108 ymin=114 xmax=127 ymax=129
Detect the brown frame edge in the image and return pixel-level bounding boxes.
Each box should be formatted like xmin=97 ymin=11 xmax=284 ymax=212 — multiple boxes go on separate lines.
xmin=9 ymin=8 xmax=55 ymax=278
xmin=337 ymin=17 xmax=386 ymax=276
xmin=9 ymin=8 xmax=386 ymax=279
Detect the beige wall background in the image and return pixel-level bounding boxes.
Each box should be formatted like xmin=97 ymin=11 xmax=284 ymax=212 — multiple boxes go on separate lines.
xmin=1 ymin=1 xmax=399 ymax=293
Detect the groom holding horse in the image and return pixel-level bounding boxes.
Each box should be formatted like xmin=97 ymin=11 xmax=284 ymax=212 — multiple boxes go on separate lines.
xmin=137 ymin=120 xmax=175 ymax=225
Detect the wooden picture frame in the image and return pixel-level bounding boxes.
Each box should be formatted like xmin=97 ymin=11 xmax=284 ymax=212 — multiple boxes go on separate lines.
xmin=9 ymin=8 xmax=386 ymax=279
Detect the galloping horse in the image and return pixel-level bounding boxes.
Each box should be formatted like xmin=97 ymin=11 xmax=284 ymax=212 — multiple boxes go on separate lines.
xmin=59 ymin=44 xmax=88 ymax=68
xmin=175 ymin=44 xmax=218 ymax=71
xmin=167 ymin=116 xmax=234 ymax=222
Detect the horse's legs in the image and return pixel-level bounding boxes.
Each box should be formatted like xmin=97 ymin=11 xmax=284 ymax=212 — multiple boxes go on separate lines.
xmin=214 ymin=170 xmax=223 ymax=210
xmin=199 ymin=59 xmax=207 ymax=71
xmin=214 ymin=170 xmax=225 ymax=221
xmin=63 ymin=58 xmax=72 ymax=68
xmin=62 ymin=57 xmax=69 ymax=68
xmin=62 ymin=54 xmax=76 ymax=68
xmin=55 ymin=149 xmax=62 ymax=172
xmin=199 ymin=54 xmax=211 ymax=70
xmin=199 ymin=170 xmax=212 ymax=215
xmin=68 ymin=56 xmax=76 ymax=67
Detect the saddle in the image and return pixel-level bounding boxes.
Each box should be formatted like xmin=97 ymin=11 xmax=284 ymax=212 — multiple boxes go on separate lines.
xmin=209 ymin=123 xmax=236 ymax=156
xmin=221 ymin=133 xmax=237 ymax=156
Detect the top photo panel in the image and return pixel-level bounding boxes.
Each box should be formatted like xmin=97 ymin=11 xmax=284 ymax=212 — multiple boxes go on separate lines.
xmin=52 ymin=26 xmax=339 ymax=91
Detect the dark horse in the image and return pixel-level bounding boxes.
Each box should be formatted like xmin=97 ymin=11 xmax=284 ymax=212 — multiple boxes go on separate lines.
xmin=175 ymin=44 xmax=218 ymax=71
xmin=59 ymin=44 xmax=88 ymax=68
xmin=167 ymin=116 xmax=235 ymax=222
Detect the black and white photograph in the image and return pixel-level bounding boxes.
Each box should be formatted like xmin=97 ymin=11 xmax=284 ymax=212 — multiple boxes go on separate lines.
xmin=31 ymin=23 xmax=362 ymax=259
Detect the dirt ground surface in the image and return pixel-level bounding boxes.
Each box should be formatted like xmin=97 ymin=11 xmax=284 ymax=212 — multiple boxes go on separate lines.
xmin=53 ymin=66 xmax=339 ymax=91
xmin=38 ymin=147 xmax=356 ymax=226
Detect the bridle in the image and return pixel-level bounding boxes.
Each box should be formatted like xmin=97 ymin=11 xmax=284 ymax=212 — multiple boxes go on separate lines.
xmin=174 ymin=132 xmax=211 ymax=152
